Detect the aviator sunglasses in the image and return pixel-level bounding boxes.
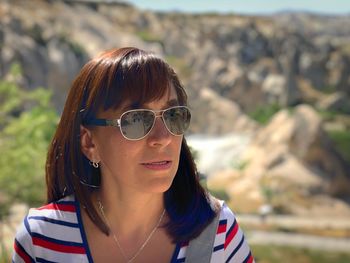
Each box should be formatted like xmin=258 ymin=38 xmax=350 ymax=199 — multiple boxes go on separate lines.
xmin=85 ymin=106 xmax=191 ymax=140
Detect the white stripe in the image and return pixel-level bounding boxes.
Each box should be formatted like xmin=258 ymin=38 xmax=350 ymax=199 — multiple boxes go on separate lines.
xmin=218 ymin=203 xmax=252 ymax=263
xmin=213 ymin=208 xmax=229 ymax=248
xmin=222 ymin=203 xmax=236 ymax=226
xmin=177 ymin=245 xmax=187 ymax=259
xmin=227 ymin=236 xmax=251 ymax=263
xmin=12 ymin=252 xmax=26 ymax=263
xmin=59 ymin=196 xmax=75 ymax=202
xmin=225 ymin=227 xmax=244 ymax=254
xmin=212 ymin=206 xmax=229 ymax=263
xmin=33 ymin=246 xmax=89 ymax=263
xmin=28 ymin=218 xmax=83 ymax=243
xmin=213 ymin=232 xmax=226 ymax=248
xmin=28 ymin=208 xmax=78 ymax=224
xmin=13 ymin=219 xmax=35 ymax=262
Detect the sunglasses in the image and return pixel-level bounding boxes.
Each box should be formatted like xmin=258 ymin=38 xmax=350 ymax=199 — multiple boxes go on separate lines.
xmin=85 ymin=106 xmax=191 ymax=140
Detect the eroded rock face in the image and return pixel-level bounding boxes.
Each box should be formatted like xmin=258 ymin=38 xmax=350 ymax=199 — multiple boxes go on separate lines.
xmin=0 ymin=0 xmax=162 ymax=112
xmin=208 ymin=105 xmax=350 ymax=214
xmin=264 ymin=105 xmax=350 ymax=195
xmin=1 ymin=0 xmax=350 ymax=216
xmin=2 ymin=0 xmax=350 ymax=118
xmin=317 ymin=91 xmax=350 ymax=114
xmin=261 ymin=74 xmax=301 ymax=106
xmin=189 ymin=87 xmax=258 ymax=134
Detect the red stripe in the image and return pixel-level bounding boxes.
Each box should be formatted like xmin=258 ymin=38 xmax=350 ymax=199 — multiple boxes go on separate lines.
xmin=181 ymin=241 xmax=189 ymax=247
xmin=224 ymin=223 xmax=239 ymax=249
xmin=247 ymin=254 xmax=254 ymax=263
xmin=37 ymin=203 xmax=76 ymax=212
xmin=32 ymin=237 xmax=85 ymax=254
xmin=14 ymin=241 xmax=32 ymax=263
xmin=217 ymin=223 xmax=226 ymax=234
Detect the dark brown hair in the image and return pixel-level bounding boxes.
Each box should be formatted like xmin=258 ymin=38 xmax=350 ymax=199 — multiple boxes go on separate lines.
xmin=46 ymin=47 xmax=216 ymax=243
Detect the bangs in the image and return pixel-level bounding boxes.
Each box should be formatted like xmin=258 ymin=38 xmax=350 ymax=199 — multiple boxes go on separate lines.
xmin=82 ymin=48 xmax=187 ymax=120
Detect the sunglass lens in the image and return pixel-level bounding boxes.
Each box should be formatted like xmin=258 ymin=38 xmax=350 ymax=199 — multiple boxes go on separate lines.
xmin=120 ymin=110 xmax=155 ymax=140
xmin=163 ymin=107 xmax=191 ymax=135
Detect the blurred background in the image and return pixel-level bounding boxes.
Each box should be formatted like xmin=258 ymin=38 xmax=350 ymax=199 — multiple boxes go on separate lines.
xmin=1 ymin=0 xmax=350 ymax=262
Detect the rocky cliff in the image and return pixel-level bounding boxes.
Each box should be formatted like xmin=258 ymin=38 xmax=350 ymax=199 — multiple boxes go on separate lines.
xmin=2 ymin=0 xmax=350 ymax=121
xmin=1 ymin=0 xmax=350 ymax=215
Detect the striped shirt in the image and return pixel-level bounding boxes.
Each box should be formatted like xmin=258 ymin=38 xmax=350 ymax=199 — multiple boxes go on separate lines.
xmin=13 ymin=196 xmax=254 ymax=263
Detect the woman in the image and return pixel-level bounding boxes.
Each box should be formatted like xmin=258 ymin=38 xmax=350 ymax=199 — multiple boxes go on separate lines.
xmin=13 ymin=47 xmax=254 ymax=262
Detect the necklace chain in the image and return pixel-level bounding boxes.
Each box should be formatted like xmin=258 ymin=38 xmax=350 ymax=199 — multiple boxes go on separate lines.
xmin=97 ymin=199 xmax=165 ymax=263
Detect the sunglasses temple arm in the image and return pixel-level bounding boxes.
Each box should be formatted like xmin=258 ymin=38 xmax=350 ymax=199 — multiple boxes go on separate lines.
xmin=106 ymin=119 xmax=121 ymax=127
xmin=85 ymin=118 xmax=120 ymax=127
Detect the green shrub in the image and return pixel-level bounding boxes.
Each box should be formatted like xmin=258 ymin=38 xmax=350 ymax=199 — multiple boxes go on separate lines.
xmin=165 ymin=55 xmax=192 ymax=79
xmin=248 ymin=103 xmax=281 ymax=124
xmin=231 ymin=160 xmax=249 ymax=171
xmin=327 ymin=129 xmax=350 ymax=163
xmin=317 ymin=109 xmax=339 ymax=121
xmin=0 ymin=65 xmax=59 ymax=216
xmin=136 ymin=30 xmax=163 ymax=44
xmin=0 ymin=242 xmax=11 ymax=263
xmin=321 ymin=85 xmax=337 ymax=94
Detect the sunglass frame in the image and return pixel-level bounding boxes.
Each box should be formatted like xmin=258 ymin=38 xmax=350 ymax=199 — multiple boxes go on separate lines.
xmin=85 ymin=106 xmax=191 ymax=141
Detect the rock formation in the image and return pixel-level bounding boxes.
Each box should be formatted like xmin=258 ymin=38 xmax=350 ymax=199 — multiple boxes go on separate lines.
xmin=208 ymin=105 xmax=350 ymax=215
xmin=1 ymin=0 xmax=349 ymax=215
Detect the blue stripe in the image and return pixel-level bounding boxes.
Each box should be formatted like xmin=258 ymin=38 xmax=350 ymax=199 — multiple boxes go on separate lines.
xmin=24 ymin=216 xmax=32 ymax=235
xmin=15 ymin=238 xmax=35 ymax=263
xmin=213 ymin=243 xmax=224 ymax=252
xmin=226 ymin=219 xmax=237 ymax=239
xmin=219 ymin=219 xmax=227 ymax=226
xmin=75 ymin=196 xmax=94 ymax=263
xmin=56 ymin=200 xmax=75 ymax=205
xmin=28 ymin=216 xmax=79 ymax=228
xmin=243 ymin=251 xmax=253 ymax=263
xmin=31 ymin=232 xmax=84 ymax=247
xmin=36 ymin=257 xmax=57 ymax=263
xmin=170 ymin=243 xmax=181 ymax=263
xmin=225 ymin=235 xmax=244 ymax=263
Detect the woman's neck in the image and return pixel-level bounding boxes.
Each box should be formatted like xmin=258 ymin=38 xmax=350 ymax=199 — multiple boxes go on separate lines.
xmin=93 ymin=185 xmax=165 ymax=237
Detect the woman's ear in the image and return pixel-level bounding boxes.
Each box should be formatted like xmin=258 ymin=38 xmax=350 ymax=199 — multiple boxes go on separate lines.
xmin=80 ymin=125 xmax=99 ymax=161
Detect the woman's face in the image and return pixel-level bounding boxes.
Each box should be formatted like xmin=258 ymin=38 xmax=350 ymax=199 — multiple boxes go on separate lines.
xmin=90 ymin=86 xmax=183 ymax=194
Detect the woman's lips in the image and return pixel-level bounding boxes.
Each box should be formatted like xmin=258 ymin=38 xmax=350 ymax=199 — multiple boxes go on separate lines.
xmin=141 ymin=161 xmax=172 ymax=170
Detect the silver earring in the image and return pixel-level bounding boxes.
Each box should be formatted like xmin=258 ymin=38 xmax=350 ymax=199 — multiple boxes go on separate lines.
xmin=90 ymin=161 xmax=100 ymax=168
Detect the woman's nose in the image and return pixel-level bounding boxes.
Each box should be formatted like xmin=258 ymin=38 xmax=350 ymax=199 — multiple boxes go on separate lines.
xmin=147 ymin=116 xmax=172 ymax=146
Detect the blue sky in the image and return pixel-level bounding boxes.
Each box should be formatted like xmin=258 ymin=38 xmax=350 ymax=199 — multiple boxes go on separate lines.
xmin=124 ymin=0 xmax=350 ymax=15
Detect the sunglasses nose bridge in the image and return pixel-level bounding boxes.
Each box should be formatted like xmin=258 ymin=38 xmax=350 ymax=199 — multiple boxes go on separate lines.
xmin=153 ymin=110 xmax=164 ymax=118
xmin=150 ymin=111 xmax=172 ymax=135
xmin=152 ymin=110 xmax=166 ymax=125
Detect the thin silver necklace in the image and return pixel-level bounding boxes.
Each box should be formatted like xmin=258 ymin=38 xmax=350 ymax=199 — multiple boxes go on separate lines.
xmin=97 ymin=198 xmax=166 ymax=263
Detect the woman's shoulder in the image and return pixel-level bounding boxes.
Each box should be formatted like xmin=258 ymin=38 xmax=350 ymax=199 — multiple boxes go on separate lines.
xmin=13 ymin=195 xmax=88 ymax=262
xmin=180 ymin=198 xmax=254 ymax=262
xmin=214 ymin=200 xmax=255 ymax=263
xmin=29 ymin=195 xmax=76 ymax=214
xmin=14 ymin=195 xmax=78 ymax=240
xmin=208 ymin=196 xmax=237 ymax=224
xmin=211 ymin=199 xmax=239 ymax=242
xmin=218 ymin=201 xmax=237 ymax=223
xmin=26 ymin=195 xmax=78 ymax=224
